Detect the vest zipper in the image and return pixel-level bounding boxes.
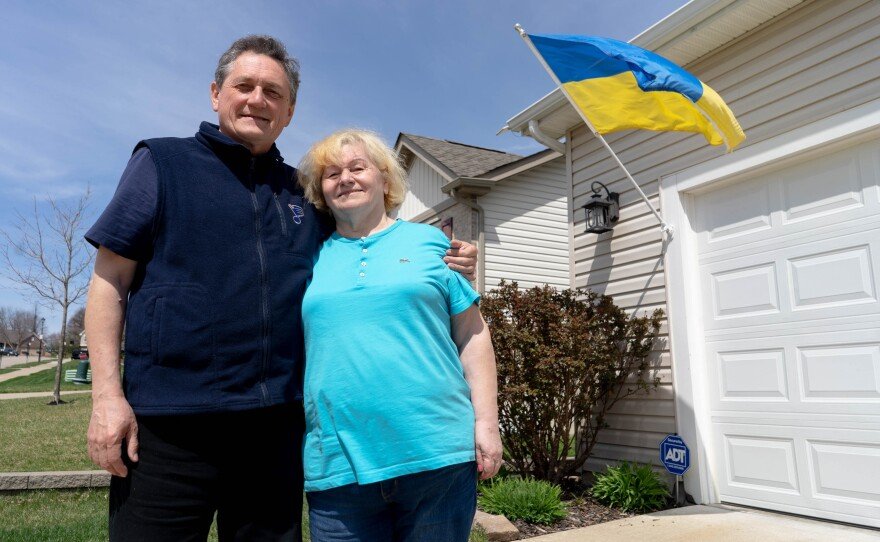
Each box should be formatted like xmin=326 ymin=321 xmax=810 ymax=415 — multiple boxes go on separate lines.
xmin=249 ymin=158 xmax=271 ymax=404
xmin=273 ymin=193 xmax=288 ymax=236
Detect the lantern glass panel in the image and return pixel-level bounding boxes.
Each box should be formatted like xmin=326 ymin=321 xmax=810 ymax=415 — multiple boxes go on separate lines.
xmin=584 ymin=196 xmax=612 ymax=233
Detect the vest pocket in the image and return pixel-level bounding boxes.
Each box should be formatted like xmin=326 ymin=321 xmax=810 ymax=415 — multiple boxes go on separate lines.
xmin=148 ymin=284 xmax=214 ymax=369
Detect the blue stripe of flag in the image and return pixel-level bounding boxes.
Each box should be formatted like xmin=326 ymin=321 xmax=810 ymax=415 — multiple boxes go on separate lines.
xmin=530 ymin=34 xmax=704 ymax=102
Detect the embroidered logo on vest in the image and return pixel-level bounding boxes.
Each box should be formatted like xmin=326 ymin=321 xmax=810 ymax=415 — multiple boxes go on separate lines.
xmin=288 ymin=204 xmax=304 ymax=225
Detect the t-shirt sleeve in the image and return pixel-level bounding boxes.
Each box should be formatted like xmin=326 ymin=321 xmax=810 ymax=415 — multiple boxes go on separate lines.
xmin=85 ymin=147 xmax=158 ymax=261
xmin=425 ymin=225 xmax=479 ymax=315
xmin=447 ymin=269 xmax=480 ymax=316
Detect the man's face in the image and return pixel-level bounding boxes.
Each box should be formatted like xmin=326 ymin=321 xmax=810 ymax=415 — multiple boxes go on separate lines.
xmin=210 ymin=52 xmax=295 ymax=155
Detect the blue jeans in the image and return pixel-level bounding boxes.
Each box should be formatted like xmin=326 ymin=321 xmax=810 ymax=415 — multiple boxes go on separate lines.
xmin=307 ymin=461 xmax=477 ymax=542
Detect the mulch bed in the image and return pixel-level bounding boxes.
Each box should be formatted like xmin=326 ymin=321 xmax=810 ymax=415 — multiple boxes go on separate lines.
xmin=510 ymin=495 xmax=636 ymax=539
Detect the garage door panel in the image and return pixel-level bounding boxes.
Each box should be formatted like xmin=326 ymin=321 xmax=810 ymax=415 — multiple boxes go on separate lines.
xmin=723 ymin=434 xmax=800 ymax=493
xmin=701 ymin=233 xmax=879 ymax=331
xmin=780 ymin=149 xmax=865 ymax=224
xmin=696 ymin=175 xmax=774 ymax=243
xmin=799 ymin=344 xmax=880 ymax=402
xmin=808 ymin=440 xmax=880 ymax=506
xmin=788 ymin=244 xmax=876 ymax=310
xmin=708 ymin=330 xmax=880 ymax=415
xmin=717 ymin=349 xmax=789 ymax=401
xmin=710 ymin=263 xmax=780 ymax=319
xmin=713 ymin=423 xmax=880 ymax=526
xmin=694 ymin=140 xmax=880 ymax=256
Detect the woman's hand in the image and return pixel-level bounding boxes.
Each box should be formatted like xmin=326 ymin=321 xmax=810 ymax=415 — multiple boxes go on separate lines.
xmin=475 ymin=420 xmax=503 ymax=480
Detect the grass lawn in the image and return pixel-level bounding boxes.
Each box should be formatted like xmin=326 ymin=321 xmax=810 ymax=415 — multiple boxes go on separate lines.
xmin=0 ymin=396 xmax=93 ymax=472
xmin=0 ymin=396 xmax=488 ymax=541
xmin=0 ymin=395 xmax=486 ymax=542
xmin=0 ymin=360 xmax=91 ymax=393
xmin=0 ymin=488 xmax=304 ymax=542
xmin=0 ymin=359 xmax=56 ymax=376
xmin=0 ymin=489 xmax=108 ymax=542
xmin=0 ymin=489 xmax=485 ymax=542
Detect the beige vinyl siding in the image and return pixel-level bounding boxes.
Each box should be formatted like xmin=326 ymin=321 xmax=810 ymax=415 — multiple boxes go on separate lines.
xmin=482 ymin=158 xmax=569 ymax=291
xmin=571 ymin=0 xmax=880 ymax=472
xmin=399 ymin=158 xmax=449 ymax=220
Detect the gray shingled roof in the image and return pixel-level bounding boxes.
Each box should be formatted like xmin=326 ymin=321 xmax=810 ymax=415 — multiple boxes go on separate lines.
xmin=402 ymin=134 xmax=523 ymax=178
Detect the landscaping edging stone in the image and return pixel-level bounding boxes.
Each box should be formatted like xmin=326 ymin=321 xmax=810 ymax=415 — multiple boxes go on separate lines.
xmin=0 ymin=470 xmax=110 ymax=491
xmin=474 ymin=510 xmax=521 ymax=541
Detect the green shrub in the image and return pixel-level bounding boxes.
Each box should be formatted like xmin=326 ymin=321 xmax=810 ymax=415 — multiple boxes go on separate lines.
xmin=591 ymin=462 xmax=670 ymax=513
xmin=481 ymin=281 xmax=663 ymax=485
xmin=478 ymin=477 xmax=567 ymax=525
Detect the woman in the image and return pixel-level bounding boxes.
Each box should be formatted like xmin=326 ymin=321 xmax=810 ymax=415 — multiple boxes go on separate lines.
xmin=298 ymin=129 xmax=502 ymax=542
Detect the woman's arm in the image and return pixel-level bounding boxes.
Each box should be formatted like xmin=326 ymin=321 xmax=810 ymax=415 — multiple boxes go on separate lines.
xmin=452 ymin=304 xmax=502 ymax=480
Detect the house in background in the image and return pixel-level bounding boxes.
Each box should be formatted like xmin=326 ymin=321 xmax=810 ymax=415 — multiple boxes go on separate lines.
xmin=501 ymin=0 xmax=879 ymax=529
xmin=395 ymin=133 xmax=569 ymax=292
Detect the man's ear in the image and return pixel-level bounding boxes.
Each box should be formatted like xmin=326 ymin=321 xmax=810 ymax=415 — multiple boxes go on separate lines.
xmin=210 ymin=81 xmax=220 ymax=112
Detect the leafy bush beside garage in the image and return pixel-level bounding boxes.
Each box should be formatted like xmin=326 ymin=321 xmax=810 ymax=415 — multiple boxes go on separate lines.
xmin=481 ymin=281 xmax=663 ymax=486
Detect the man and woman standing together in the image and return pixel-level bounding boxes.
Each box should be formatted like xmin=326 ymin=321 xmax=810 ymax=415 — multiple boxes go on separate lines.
xmin=85 ymin=34 xmax=502 ymax=541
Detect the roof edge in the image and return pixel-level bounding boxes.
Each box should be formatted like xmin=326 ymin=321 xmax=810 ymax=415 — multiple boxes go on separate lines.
xmin=396 ymin=133 xmax=458 ymax=182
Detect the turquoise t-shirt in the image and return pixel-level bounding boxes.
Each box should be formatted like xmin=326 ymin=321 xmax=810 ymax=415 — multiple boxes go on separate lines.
xmin=301 ymin=220 xmax=479 ymax=492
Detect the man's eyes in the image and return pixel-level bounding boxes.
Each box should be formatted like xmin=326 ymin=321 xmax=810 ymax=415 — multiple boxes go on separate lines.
xmin=233 ymin=84 xmax=283 ymax=100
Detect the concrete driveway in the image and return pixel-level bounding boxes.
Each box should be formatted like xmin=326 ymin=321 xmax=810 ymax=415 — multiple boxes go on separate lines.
xmin=527 ymin=504 xmax=879 ymax=542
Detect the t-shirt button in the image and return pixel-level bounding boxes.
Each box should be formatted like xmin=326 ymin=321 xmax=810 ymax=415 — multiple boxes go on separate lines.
xmin=359 ymin=272 xmax=365 ymax=277
xmin=360 ymin=261 xmax=367 ymax=267
xmin=362 ymin=248 xmax=368 ymax=253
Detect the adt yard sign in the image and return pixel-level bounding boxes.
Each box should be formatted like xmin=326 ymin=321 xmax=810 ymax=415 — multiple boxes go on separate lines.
xmin=660 ymin=434 xmax=690 ymax=475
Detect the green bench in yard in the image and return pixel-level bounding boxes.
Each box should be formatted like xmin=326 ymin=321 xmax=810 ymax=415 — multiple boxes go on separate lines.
xmin=64 ymin=369 xmax=92 ymax=384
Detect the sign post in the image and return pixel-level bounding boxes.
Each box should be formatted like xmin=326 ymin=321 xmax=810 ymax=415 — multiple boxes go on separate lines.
xmin=660 ymin=434 xmax=690 ymax=506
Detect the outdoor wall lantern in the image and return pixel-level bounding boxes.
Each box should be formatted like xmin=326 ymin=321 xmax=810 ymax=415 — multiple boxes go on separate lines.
xmin=582 ymin=181 xmax=619 ymax=234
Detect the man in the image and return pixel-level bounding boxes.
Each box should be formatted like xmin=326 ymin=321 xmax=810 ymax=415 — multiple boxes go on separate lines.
xmin=85 ymin=35 xmax=477 ymax=542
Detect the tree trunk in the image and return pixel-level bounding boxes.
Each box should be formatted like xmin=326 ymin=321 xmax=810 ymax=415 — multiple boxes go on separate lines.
xmin=51 ymin=304 xmax=69 ymax=405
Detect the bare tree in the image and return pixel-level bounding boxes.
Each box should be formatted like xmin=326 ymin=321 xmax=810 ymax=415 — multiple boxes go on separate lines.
xmin=1 ymin=191 xmax=93 ymax=405
xmin=0 ymin=307 xmax=37 ymax=349
xmin=0 ymin=307 xmax=34 ymax=368
xmin=66 ymin=306 xmax=86 ymax=344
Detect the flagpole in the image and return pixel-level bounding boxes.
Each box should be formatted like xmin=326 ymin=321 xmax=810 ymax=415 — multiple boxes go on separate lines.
xmin=514 ymin=24 xmax=673 ymax=237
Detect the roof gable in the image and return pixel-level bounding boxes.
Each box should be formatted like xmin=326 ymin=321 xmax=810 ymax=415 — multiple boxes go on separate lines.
xmin=398 ymin=133 xmax=523 ymax=179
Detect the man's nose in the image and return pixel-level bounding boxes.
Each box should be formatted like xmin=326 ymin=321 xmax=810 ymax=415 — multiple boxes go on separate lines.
xmin=247 ymin=86 xmax=267 ymax=106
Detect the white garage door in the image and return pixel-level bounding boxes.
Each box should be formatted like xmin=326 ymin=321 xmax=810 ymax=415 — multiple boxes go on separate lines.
xmin=691 ymin=138 xmax=880 ymax=527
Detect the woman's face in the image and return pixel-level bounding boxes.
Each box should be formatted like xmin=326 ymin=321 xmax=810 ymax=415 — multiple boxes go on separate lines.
xmin=321 ymin=143 xmax=388 ymax=217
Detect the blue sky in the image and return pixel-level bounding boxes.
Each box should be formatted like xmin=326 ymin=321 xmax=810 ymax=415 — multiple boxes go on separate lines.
xmin=0 ymin=0 xmax=688 ymax=333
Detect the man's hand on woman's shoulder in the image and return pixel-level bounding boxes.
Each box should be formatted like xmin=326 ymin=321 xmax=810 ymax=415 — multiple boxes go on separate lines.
xmin=444 ymin=239 xmax=478 ymax=282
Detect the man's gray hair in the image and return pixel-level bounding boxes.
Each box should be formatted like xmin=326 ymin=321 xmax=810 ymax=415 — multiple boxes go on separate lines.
xmin=215 ymin=35 xmax=301 ymax=104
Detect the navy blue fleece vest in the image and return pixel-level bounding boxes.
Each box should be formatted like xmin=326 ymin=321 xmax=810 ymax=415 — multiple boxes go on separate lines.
xmin=123 ymin=122 xmax=327 ymax=414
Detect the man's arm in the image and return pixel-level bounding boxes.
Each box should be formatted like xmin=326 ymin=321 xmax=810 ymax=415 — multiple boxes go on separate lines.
xmin=444 ymin=239 xmax=478 ymax=282
xmin=85 ymin=246 xmax=138 ymax=477
xmin=452 ymin=304 xmax=502 ymax=480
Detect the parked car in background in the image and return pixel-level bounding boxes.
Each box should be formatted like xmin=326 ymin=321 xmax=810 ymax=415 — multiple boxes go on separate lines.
xmin=70 ymin=348 xmax=89 ymax=360
xmin=1 ymin=347 xmax=18 ymax=356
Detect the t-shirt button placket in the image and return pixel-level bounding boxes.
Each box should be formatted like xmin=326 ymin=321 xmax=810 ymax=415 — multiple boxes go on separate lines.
xmin=358 ymin=239 xmax=368 ymax=282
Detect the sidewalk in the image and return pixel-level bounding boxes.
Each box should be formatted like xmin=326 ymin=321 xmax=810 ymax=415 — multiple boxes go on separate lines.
xmin=0 ymin=360 xmax=58 ymax=383
xmin=0 ymin=390 xmax=91 ymax=400
xmin=527 ymin=505 xmax=878 ymax=542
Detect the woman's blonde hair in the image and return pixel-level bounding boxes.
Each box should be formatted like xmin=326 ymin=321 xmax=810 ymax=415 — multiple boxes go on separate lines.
xmin=298 ymin=129 xmax=408 ymax=213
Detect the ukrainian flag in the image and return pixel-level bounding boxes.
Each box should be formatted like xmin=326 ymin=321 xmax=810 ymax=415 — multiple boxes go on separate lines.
xmin=528 ymin=33 xmax=745 ymax=150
